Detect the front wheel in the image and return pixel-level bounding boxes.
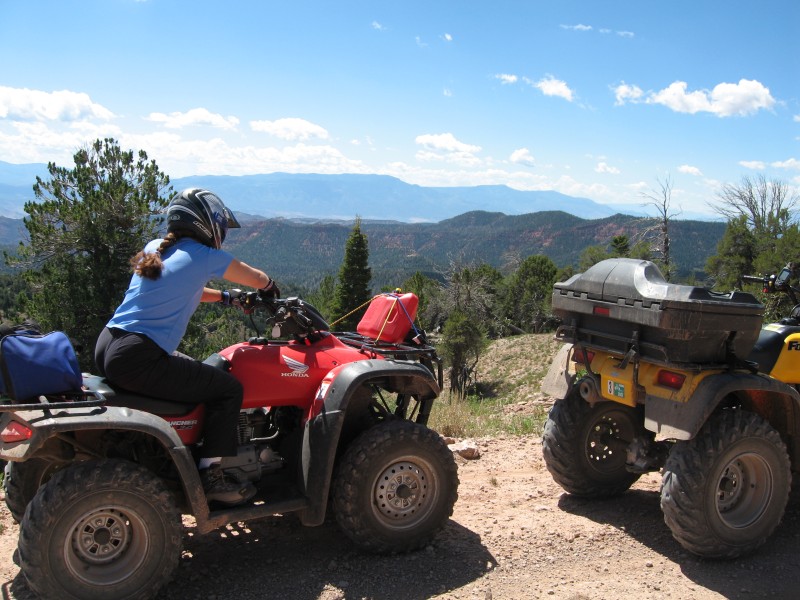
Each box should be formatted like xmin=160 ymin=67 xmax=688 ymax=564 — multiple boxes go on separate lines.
xmin=542 ymin=385 xmax=645 ymax=497
xmin=333 ymin=420 xmax=459 ymax=554
xmin=661 ymin=410 xmax=791 ymax=559
xmin=18 ymin=459 xmax=183 ymax=600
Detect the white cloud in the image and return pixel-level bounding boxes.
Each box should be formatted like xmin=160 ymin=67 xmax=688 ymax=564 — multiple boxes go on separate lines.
xmin=773 ymin=158 xmax=800 ymax=171
xmin=527 ymin=76 xmax=574 ymax=102
xmin=794 ymin=115 xmax=800 ymax=123
xmin=495 ymin=74 xmax=518 ymax=85
xmin=443 ymin=33 xmax=453 ymax=42
xmin=415 ymin=149 xmax=483 ymax=167
xmin=147 ymin=108 xmax=239 ymax=130
xmin=0 ymin=120 xmax=115 ymax=164
xmin=0 ymin=86 xmax=114 ymax=121
xmin=126 ymin=132 xmax=366 ymax=178
xmin=443 ymin=88 xmax=453 ymax=97
xmin=739 ymin=160 xmax=766 ymax=170
xmin=678 ymin=164 xmax=703 ymax=176
xmin=250 ymin=118 xmax=329 ymax=141
xmin=415 ymin=133 xmax=482 ymax=167
xmin=595 ymin=162 xmax=620 ymax=174
xmin=510 ymin=148 xmax=536 ymax=167
xmin=646 ymin=79 xmax=775 ymax=117
xmin=371 ymin=21 xmax=385 ymax=31
xmin=415 ymin=133 xmax=481 ymax=153
xmin=415 ymin=36 xmax=427 ymax=48
xmin=613 ymin=83 xmax=644 ymax=106
xmin=561 ymin=24 xmax=633 ymax=37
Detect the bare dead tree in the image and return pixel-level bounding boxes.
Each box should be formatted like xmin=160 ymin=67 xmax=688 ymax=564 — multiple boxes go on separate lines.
xmin=714 ymin=174 xmax=798 ymax=235
xmin=639 ymin=175 xmax=680 ymax=281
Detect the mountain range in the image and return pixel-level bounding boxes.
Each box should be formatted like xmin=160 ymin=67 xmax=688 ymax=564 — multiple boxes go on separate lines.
xmin=1 ymin=160 xmax=689 ymax=222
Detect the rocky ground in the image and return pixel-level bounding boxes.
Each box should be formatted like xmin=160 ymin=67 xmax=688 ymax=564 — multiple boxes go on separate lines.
xmin=1 ymin=429 xmax=799 ymax=600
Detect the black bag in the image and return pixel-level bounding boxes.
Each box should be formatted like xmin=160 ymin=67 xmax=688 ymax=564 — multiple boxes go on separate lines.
xmin=0 ymin=323 xmax=83 ymax=402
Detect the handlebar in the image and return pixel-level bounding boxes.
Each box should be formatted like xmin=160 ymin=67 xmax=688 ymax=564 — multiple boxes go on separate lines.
xmin=742 ymin=274 xmax=768 ymax=285
xmin=229 ymin=292 xmax=331 ymax=341
xmin=742 ymin=263 xmax=799 ymax=305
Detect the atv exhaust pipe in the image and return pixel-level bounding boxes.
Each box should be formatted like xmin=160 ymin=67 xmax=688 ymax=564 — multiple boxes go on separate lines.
xmin=578 ymin=375 xmax=602 ymax=405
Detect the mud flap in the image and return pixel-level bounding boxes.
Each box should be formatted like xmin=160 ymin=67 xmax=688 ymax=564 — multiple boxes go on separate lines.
xmin=541 ymin=343 xmax=575 ymax=399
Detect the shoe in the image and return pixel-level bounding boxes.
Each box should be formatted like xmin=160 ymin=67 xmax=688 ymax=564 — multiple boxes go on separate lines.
xmin=200 ymin=464 xmax=257 ymax=506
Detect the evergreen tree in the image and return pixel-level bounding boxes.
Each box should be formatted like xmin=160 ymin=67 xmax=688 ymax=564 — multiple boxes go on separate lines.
xmin=306 ymin=274 xmax=338 ymax=321
xmin=502 ymin=254 xmax=558 ymax=333
xmin=611 ymin=235 xmax=630 ymax=256
xmin=439 ymin=309 xmax=486 ymax=398
xmin=12 ymin=138 xmax=171 ymax=367
xmin=332 ymin=217 xmax=372 ymax=329
xmin=705 ymin=215 xmax=757 ymax=290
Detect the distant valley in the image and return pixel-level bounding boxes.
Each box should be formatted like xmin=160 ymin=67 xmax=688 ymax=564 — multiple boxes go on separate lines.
xmin=0 ymin=162 xmax=726 ymax=289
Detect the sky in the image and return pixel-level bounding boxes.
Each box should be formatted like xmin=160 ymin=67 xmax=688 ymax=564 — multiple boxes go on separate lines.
xmin=0 ymin=0 xmax=798 ymax=219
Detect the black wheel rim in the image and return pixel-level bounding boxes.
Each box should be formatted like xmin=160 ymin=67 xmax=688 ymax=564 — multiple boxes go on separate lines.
xmin=584 ymin=406 xmax=635 ymax=475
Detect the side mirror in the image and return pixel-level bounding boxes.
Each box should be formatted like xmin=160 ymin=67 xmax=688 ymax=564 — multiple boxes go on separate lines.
xmin=775 ymin=267 xmax=792 ymax=289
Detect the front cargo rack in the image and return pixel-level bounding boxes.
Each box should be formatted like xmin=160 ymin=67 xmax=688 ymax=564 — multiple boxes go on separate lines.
xmin=336 ymin=332 xmax=444 ymax=389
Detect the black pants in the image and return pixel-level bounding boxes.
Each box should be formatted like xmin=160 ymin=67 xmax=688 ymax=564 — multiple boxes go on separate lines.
xmin=95 ymin=327 xmax=242 ymax=458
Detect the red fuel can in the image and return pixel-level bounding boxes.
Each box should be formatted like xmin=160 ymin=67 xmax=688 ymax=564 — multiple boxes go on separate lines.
xmin=357 ymin=292 xmax=419 ymax=343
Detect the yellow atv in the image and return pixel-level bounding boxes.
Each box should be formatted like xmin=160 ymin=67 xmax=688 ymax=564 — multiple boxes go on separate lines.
xmin=541 ymin=258 xmax=800 ymax=559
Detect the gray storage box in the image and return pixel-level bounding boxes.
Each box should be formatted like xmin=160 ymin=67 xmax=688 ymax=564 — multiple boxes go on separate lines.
xmin=552 ymin=258 xmax=763 ymax=364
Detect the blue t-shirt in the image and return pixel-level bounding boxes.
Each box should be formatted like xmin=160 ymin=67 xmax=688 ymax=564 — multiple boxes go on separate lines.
xmin=107 ymin=238 xmax=234 ymax=354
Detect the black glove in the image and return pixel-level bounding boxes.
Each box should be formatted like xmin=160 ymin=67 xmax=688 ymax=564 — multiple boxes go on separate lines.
xmin=220 ymin=289 xmax=244 ymax=307
xmin=259 ymin=279 xmax=281 ymax=300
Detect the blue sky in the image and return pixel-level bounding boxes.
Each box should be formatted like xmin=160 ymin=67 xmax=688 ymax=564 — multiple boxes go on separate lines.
xmin=0 ymin=0 xmax=797 ymax=218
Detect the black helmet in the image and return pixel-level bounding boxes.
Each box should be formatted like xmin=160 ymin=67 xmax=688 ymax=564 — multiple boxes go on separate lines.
xmin=166 ymin=188 xmax=241 ymax=249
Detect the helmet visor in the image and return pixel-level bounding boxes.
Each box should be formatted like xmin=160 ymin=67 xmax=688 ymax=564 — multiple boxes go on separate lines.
xmin=224 ymin=207 xmax=241 ymax=229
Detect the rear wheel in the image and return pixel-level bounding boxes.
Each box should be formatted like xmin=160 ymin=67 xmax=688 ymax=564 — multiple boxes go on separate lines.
xmin=661 ymin=410 xmax=790 ymax=559
xmin=18 ymin=459 xmax=182 ymax=600
xmin=4 ymin=458 xmax=62 ymax=522
xmin=333 ymin=420 xmax=459 ymax=553
xmin=542 ymin=384 xmax=644 ymax=497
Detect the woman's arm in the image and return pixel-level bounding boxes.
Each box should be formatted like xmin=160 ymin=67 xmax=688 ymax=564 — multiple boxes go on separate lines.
xmin=200 ymin=258 xmax=271 ymax=303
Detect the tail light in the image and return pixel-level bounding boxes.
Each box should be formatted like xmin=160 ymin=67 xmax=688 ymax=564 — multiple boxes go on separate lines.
xmin=1 ymin=421 xmax=33 ymax=443
xmin=657 ymin=370 xmax=686 ymax=390
xmin=593 ymin=306 xmax=611 ymax=317
xmin=572 ymin=348 xmax=595 ymax=365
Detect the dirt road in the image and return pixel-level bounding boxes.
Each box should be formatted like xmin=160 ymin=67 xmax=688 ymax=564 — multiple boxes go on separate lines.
xmin=0 ymin=433 xmax=798 ymax=599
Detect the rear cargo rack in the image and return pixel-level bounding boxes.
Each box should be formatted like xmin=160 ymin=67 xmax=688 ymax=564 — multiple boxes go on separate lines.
xmin=0 ymin=390 xmax=106 ymax=412
xmin=552 ymin=258 xmax=764 ymax=365
xmin=556 ymin=322 xmax=754 ymax=372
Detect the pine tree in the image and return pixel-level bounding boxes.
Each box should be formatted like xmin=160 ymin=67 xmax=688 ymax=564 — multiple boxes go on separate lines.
xmin=12 ymin=138 xmax=171 ymax=367
xmin=332 ymin=217 xmax=372 ymax=330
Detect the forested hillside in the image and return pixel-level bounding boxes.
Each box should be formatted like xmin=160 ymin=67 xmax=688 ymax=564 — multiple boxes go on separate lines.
xmin=225 ymin=210 xmax=724 ymax=290
xmin=1 ymin=210 xmax=724 ymax=286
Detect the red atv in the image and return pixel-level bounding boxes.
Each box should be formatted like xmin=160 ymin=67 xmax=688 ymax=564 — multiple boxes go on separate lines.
xmin=0 ymin=292 xmax=459 ymax=600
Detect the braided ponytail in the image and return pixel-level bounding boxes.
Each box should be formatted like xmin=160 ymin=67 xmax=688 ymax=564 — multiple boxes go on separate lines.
xmin=130 ymin=232 xmax=181 ymax=280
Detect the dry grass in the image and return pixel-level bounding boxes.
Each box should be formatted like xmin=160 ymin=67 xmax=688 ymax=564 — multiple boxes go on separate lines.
xmin=428 ymin=333 xmax=563 ymax=438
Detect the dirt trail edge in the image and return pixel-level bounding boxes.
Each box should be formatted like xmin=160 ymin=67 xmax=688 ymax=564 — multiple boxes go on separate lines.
xmin=1 ymin=434 xmax=799 ymax=600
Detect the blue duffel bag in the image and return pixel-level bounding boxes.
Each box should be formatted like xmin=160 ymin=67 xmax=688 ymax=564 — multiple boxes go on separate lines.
xmin=0 ymin=324 xmax=83 ymax=402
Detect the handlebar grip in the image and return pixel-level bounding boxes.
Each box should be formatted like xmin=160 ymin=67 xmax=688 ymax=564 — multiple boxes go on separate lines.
xmin=742 ymin=275 xmax=766 ymax=283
